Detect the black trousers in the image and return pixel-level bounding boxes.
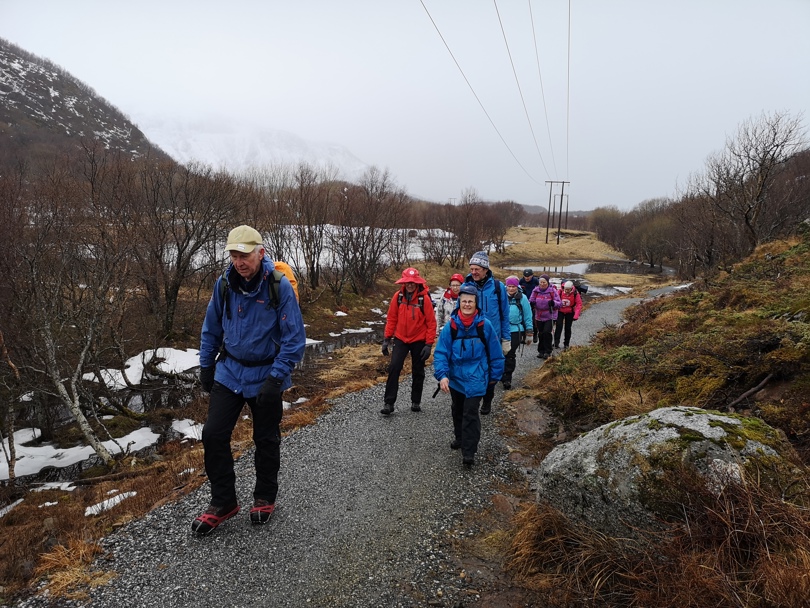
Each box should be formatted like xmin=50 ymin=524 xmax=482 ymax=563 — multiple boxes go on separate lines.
xmin=536 ymin=319 xmax=554 ymax=355
xmin=202 ymin=381 xmax=283 ymax=507
xmin=450 ymin=387 xmax=482 ymax=460
xmin=384 ymin=338 xmax=426 ymax=406
xmin=502 ymin=330 xmax=523 ymax=385
xmin=554 ymin=311 xmax=575 ymax=347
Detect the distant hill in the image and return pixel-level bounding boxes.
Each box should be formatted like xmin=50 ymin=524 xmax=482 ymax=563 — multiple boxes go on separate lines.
xmin=0 ymin=37 xmax=169 ymax=165
xmin=135 ymin=114 xmax=371 ymax=181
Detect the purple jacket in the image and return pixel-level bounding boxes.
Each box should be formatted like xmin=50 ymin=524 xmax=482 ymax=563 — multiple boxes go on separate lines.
xmin=529 ymin=284 xmax=561 ymax=322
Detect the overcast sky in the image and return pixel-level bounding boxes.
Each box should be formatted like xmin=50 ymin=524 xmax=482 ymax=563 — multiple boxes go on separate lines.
xmin=2 ymin=0 xmax=809 ymax=210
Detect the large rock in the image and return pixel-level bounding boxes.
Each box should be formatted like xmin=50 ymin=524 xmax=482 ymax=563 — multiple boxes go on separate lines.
xmin=535 ymin=406 xmax=801 ymax=538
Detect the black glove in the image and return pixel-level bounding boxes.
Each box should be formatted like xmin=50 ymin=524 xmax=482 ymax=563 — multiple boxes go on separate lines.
xmin=199 ymin=367 xmax=215 ymax=393
xmin=420 ymin=344 xmax=432 ymax=362
xmin=257 ymin=375 xmax=283 ymax=407
xmin=382 ymin=338 xmax=391 ymax=357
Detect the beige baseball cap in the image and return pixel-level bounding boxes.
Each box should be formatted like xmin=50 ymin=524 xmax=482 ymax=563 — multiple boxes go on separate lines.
xmin=224 ymin=225 xmax=263 ymax=253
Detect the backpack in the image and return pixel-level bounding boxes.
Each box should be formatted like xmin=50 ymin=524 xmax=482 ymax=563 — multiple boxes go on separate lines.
xmin=397 ymin=290 xmax=426 ymax=314
xmin=218 ymin=260 xmax=298 ymax=320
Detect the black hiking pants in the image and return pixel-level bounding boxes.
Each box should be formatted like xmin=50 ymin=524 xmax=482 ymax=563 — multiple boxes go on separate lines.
xmin=502 ymin=330 xmax=523 ymax=385
xmin=537 ymin=319 xmax=554 ymax=356
xmin=384 ymin=338 xmax=426 ymax=406
xmin=554 ymin=311 xmax=575 ymax=347
xmin=449 ymin=388 xmax=482 ymax=460
xmin=202 ymin=381 xmax=283 ymax=507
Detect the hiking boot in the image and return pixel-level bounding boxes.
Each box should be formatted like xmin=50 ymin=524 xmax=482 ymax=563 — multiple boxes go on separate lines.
xmin=380 ymin=403 xmax=394 ymax=415
xmin=463 ymin=456 xmax=475 ymax=468
xmin=450 ymin=438 xmax=461 ymax=450
xmin=480 ymin=400 xmax=491 ymax=415
xmin=191 ymin=503 xmax=240 ymax=536
xmin=554 ymin=342 xmax=560 ymax=349
xmin=250 ymin=499 xmax=276 ymax=525
xmin=502 ymin=381 xmax=511 ymax=390
xmin=411 ymin=403 xmax=421 ymax=412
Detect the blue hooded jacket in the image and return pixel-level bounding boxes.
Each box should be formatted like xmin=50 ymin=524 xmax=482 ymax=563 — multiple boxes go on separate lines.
xmin=433 ymin=311 xmax=505 ymax=398
xmin=463 ymin=270 xmax=511 ymax=341
xmin=200 ymin=257 xmax=307 ymax=398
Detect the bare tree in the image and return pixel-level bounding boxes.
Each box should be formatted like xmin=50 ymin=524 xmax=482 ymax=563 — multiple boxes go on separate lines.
xmin=701 ymin=111 xmax=806 ymax=252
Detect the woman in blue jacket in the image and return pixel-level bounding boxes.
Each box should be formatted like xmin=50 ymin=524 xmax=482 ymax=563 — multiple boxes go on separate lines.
xmin=502 ymin=276 xmax=533 ymax=389
xmin=433 ymin=284 xmax=505 ymax=467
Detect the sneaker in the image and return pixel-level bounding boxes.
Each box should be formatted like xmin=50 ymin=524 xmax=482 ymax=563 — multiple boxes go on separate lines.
xmin=250 ymin=499 xmax=276 ymax=525
xmin=380 ymin=403 xmax=394 ymax=415
xmin=450 ymin=438 xmax=461 ymax=450
xmin=480 ymin=401 xmax=491 ymax=415
xmin=191 ymin=503 xmax=240 ymax=536
xmin=411 ymin=403 xmax=421 ymax=412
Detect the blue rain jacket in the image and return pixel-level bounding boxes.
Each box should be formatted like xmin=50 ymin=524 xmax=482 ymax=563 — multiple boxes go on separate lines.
xmin=200 ymin=257 xmax=307 ymax=397
xmin=508 ymin=291 xmax=533 ymax=333
xmin=433 ymin=311 xmax=505 ymax=398
xmin=463 ymin=271 xmax=511 ymax=341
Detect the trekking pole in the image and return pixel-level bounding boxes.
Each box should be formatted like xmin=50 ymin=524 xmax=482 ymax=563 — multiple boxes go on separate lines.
xmin=431 ymin=383 xmax=441 ymax=399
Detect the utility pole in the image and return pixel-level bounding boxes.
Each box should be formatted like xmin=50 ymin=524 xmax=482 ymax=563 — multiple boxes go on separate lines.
xmin=545 ymin=181 xmax=570 ymax=244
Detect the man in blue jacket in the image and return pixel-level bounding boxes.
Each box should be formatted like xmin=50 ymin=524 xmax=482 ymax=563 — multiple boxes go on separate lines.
xmin=464 ymin=251 xmax=510 ymax=415
xmin=193 ymin=225 xmax=306 ymax=535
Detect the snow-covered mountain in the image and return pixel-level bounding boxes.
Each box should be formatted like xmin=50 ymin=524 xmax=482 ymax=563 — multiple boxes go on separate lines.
xmin=135 ymin=116 xmax=370 ymax=181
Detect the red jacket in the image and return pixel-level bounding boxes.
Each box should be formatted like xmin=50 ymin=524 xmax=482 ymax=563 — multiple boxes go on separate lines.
xmin=384 ymin=286 xmax=436 ymax=345
xmin=556 ymin=285 xmax=583 ymax=319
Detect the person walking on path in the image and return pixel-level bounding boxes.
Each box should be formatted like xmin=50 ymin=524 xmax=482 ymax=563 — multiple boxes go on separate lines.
xmin=502 ymin=276 xmax=533 ymax=389
xmin=519 ymin=268 xmax=540 ymax=342
xmin=434 ymin=273 xmax=464 ymax=334
xmin=554 ymin=280 xmax=583 ymax=350
xmin=464 ymin=251 xmax=511 ymax=415
xmin=381 ymin=267 xmax=437 ymax=415
xmin=195 ymin=225 xmax=307 ymax=535
xmin=530 ymin=273 xmax=561 ymax=359
xmin=433 ymin=284 xmax=505 ymax=467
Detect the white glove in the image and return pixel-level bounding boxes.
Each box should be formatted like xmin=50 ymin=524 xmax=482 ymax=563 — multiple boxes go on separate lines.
xmin=501 ymin=339 xmax=511 ymax=355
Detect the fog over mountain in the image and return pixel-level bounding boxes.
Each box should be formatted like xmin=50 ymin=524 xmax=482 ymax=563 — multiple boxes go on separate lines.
xmin=134 ymin=115 xmax=371 ymax=181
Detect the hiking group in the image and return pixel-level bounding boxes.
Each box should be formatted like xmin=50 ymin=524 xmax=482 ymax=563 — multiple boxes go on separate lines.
xmin=193 ymin=225 xmax=583 ymax=534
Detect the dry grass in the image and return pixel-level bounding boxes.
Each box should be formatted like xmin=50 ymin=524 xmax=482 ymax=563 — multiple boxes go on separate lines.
xmin=507 ymin=467 xmax=810 ymax=607
xmin=496 ymin=227 xmax=626 ymax=264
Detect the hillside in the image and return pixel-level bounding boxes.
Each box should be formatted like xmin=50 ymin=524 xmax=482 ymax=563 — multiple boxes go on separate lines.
xmin=0 ymin=38 xmax=169 ymax=166
xmin=526 ymin=231 xmax=810 ymax=461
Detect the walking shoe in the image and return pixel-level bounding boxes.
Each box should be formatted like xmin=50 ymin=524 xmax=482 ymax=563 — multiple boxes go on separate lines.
xmin=480 ymin=401 xmax=491 ymax=415
xmin=411 ymin=403 xmax=421 ymax=412
xmin=450 ymin=438 xmax=461 ymax=450
xmin=554 ymin=343 xmax=560 ymax=349
xmin=250 ymin=499 xmax=276 ymax=524
xmin=191 ymin=503 xmax=240 ymax=536
xmin=536 ymin=352 xmax=544 ymax=359
xmin=463 ymin=456 xmax=474 ymax=468
xmin=502 ymin=381 xmax=511 ymax=390
xmin=380 ymin=403 xmax=394 ymax=415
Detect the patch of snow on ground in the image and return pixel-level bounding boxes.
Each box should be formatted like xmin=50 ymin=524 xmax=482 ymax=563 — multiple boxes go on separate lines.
xmin=85 ymin=491 xmax=137 ymax=516
xmin=172 ymin=419 xmax=203 ymax=440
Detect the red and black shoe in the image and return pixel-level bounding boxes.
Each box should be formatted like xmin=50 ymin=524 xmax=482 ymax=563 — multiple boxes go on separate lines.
xmin=191 ymin=504 xmax=240 ymax=536
xmin=250 ymin=499 xmax=276 ymax=524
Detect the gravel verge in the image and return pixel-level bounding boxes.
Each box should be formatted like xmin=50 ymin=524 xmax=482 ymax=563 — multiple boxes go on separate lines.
xmin=14 ymin=297 xmax=641 ymax=608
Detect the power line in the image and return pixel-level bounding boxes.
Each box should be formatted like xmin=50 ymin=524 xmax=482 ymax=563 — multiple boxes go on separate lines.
xmin=493 ymin=0 xmax=551 ymax=180
xmin=418 ymin=0 xmax=543 ymax=187
xmin=566 ymin=0 xmax=572 ymax=179
xmin=528 ymin=0 xmax=559 ymax=178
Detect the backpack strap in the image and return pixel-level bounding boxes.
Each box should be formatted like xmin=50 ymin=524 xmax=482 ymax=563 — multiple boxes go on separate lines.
xmin=397 ymin=290 xmax=425 ymax=314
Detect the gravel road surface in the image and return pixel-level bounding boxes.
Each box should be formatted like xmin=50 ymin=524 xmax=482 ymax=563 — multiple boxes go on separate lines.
xmin=15 ymin=296 xmax=641 ymax=608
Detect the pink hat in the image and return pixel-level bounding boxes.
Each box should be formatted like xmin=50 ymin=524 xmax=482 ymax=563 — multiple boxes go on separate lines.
xmin=395 ymin=267 xmax=427 ymax=286
xmin=505 ymin=276 xmax=520 ymax=287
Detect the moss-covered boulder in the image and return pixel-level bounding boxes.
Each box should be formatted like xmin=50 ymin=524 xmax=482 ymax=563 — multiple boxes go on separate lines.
xmin=535 ymin=406 xmax=804 ymax=538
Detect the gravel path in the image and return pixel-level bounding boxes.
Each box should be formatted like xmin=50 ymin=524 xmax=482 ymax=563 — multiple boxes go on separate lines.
xmin=15 ymin=297 xmax=641 ymax=608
